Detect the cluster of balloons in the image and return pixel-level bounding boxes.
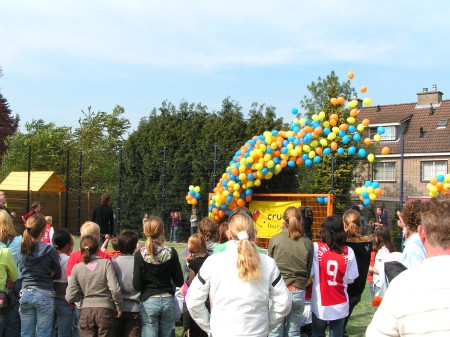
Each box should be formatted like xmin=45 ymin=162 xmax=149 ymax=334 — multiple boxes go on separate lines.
xmin=186 ymin=185 xmax=201 ymax=206
xmin=355 ymin=181 xmax=383 ymax=207
xmin=426 ymin=174 xmax=450 ymax=197
xmin=197 ymin=71 xmax=388 ymax=220
xmin=316 ymin=196 xmax=329 ymax=204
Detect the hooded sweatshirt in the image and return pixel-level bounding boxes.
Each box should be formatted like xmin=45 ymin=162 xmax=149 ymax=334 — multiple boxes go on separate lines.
xmin=19 ymin=241 xmax=61 ymax=291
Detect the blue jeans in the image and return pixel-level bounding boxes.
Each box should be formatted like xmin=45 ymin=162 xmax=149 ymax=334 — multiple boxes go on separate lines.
xmin=53 ymin=298 xmax=73 ymax=337
xmin=269 ymin=289 xmax=305 ymax=337
xmin=173 ymin=227 xmax=180 ymax=243
xmin=312 ymin=312 xmax=345 ymax=337
xmin=368 ymin=282 xmax=375 ymax=303
xmin=169 ymin=228 xmax=174 ymax=242
xmin=190 ymin=227 xmax=197 ymax=236
xmin=19 ymin=287 xmax=55 ymax=337
xmin=72 ymin=305 xmax=81 ymax=337
xmin=141 ymin=296 xmax=175 ymax=337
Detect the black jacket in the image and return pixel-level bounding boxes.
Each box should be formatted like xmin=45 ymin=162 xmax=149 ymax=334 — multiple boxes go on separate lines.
xmin=346 ymin=237 xmax=372 ymax=298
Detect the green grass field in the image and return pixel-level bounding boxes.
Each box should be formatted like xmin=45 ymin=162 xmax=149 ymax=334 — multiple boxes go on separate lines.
xmin=73 ymin=239 xmax=372 ymax=337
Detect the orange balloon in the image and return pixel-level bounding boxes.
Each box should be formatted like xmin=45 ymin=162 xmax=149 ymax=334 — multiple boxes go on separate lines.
xmin=436 ymin=182 xmax=444 ymax=191
xmin=331 ymin=142 xmax=338 ymax=151
xmin=339 ymin=124 xmax=348 ymax=131
xmin=237 ymin=198 xmax=246 ymax=207
xmin=212 ymin=207 xmax=218 ymax=215
xmin=362 ymin=119 xmax=370 ymax=127
xmin=350 ymin=108 xmax=359 ymax=117
xmin=360 ymin=86 xmax=367 ymax=93
xmin=330 ymin=119 xmax=337 ymax=127
xmin=364 ymin=138 xmax=372 ymax=145
xmin=245 ymin=195 xmax=252 ymax=202
xmin=315 ymin=147 xmax=323 ymax=155
xmin=214 ymin=215 xmax=220 ymax=221
xmin=337 ymin=96 xmax=345 ymax=105
xmin=348 ymin=71 xmax=355 ymax=80
xmin=374 ymin=188 xmax=382 ymax=196
xmin=281 ymin=160 xmax=287 ymax=168
xmin=218 ymin=210 xmax=225 ymax=218
xmin=430 ymin=177 xmax=438 ymax=185
xmin=330 ymin=98 xmax=338 ymax=106
xmin=381 ymin=147 xmax=391 ymax=155
xmin=330 ymin=114 xmax=339 ymax=120
xmin=296 ymin=158 xmax=304 ymax=166
xmin=232 ymin=168 xmax=239 ymax=176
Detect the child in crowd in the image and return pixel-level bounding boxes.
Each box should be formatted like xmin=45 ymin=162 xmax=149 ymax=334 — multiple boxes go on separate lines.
xmin=52 ymin=228 xmax=74 ymax=337
xmin=66 ymin=235 xmax=122 ymax=337
xmin=217 ymin=222 xmax=229 ymax=244
xmin=183 ymin=234 xmax=209 ymax=337
xmin=367 ymin=235 xmax=377 ymax=306
xmin=101 ymin=234 xmax=121 ymax=257
xmin=21 ymin=202 xmax=41 ymax=224
xmin=19 ymin=214 xmax=61 ymax=337
xmin=198 ymin=217 xmax=219 ymax=254
xmin=66 ymin=221 xmax=113 ymax=337
xmin=41 ymin=215 xmax=55 ymax=244
xmin=369 ymin=226 xmax=395 ymax=311
xmin=111 ymin=229 xmax=142 ymax=337
xmin=310 ymin=215 xmax=358 ymax=337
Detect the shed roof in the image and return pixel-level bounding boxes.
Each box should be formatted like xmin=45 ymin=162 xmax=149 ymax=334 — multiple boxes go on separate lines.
xmin=0 ymin=171 xmax=66 ymax=192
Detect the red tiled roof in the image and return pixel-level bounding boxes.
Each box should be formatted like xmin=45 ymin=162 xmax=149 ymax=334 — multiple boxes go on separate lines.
xmin=359 ymin=100 xmax=450 ymax=155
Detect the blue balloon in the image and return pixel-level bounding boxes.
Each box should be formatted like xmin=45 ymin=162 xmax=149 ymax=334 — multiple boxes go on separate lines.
xmin=282 ymin=140 xmax=288 ymax=146
xmin=377 ymin=126 xmax=385 ymax=135
xmin=313 ymin=156 xmax=321 ymax=164
xmin=348 ymin=125 xmax=356 ymax=133
xmin=364 ymin=180 xmax=372 ymax=188
xmin=189 ymin=190 xmax=196 ymax=196
xmin=247 ymin=173 xmax=254 ymax=181
xmin=362 ymin=191 xmax=369 ymax=199
xmin=292 ymin=126 xmax=300 ymax=134
xmin=323 ymin=128 xmax=331 ymax=135
xmin=225 ymin=209 xmax=231 ymax=215
xmin=262 ymin=167 xmax=269 ymax=175
xmin=245 ymin=188 xmax=253 ymax=196
xmin=281 ymin=147 xmax=288 ymax=154
xmin=219 ymin=204 xmax=227 ymax=210
xmin=323 ymin=147 xmax=331 ymax=155
xmin=222 ymin=180 xmax=228 ymax=187
xmin=266 ymin=147 xmax=273 ymax=154
xmin=348 ymin=146 xmax=356 ymax=155
xmin=305 ymin=159 xmax=313 ymax=166
xmin=372 ymin=181 xmax=380 ymax=188
xmin=240 ymin=192 xmax=246 ymax=199
xmin=317 ymin=197 xmax=324 ymax=204
xmin=273 ymin=157 xmax=280 ymax=164
xmin=288 ymin=160 xmax=296 ymax=168
xmin=338 ymin=130 xmax=346 ymax=138
xmin=358 ymin=148 xmax=367 ymax=157
xmin=342 ymin=135 xmax=350 ymax=144
xmin=437 ymin=174 xmax=445 ymax=182
xmin=337 ymin=147 xmax=345 ymax=155
xmin=292 ymin=107 xmax=299 ymax=115
xmin=363 ymin=198 xmax=371 ymax=206
xmin=271 ymin=130 xmax=278 ymax=136
xmin=195 ymin=193 xmax=200 ymax=200
xmin=324 ymin=197 xmax=328 ymax=204
xmin=226 ymin=196 xmax=233 ymax=203
xmin=294 ymin=139 xmax=300 ymax=145
xmin=353 ymin=134 xmax=361 ymax=142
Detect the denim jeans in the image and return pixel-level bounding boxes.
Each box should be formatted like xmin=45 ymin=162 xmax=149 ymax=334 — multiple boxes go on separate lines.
xmin=72 ymin=305 xmax=81 ymax=337
xmin=368 ymin=282 xmax=375 ymax=303
xmin=169 ymin=228 xmax=174 ymax=242
xmin=269 ymin=289 xmax=305 ymax=337
xmin=190 ymin=227 xmax=198 ymax=236
xmin=312 ymin=312 xmax=345 ymax=337
xmin=53 ymin=298 xmax=73 ymax=337
xmin=141 ymin=296 xmax=175 ymax=337
xmin=173 ymin=227 xmax=180 ymax=242
xmin=19 ymin=287 xmax=55 ymax=337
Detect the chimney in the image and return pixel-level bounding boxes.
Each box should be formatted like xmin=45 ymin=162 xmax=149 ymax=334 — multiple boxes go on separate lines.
xmin=417 ymin=85 xmax=443 ymax=106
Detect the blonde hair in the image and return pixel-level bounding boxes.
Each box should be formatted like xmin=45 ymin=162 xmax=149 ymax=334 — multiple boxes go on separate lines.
xmin=283 ymin=207 xmax=303 ymax=240
xmin=45 ymin=216 xmax=53 ymax=226
xmin=0 ymin=209 xmax=17 ymax=243
xmin=21 ymin=214 xmax=47 ymax=256
xmin=229 ymin=214 xmax=261 ymax=282
xmin=343 ymin=210 xmax=362 ymax=238
xmin=80 ymin=221 xmax=100 ymax=238
xmin=143 ymin=216 xmax=164 ymax=260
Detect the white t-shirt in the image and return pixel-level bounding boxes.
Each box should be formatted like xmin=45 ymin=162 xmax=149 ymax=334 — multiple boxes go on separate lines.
xmin=311 ymin=241 xmax=358 ymax=321
xmin=54 ymin=253 xmax=70 ymax=283
xmin=373 ymin=246 xmax=391 ymax=288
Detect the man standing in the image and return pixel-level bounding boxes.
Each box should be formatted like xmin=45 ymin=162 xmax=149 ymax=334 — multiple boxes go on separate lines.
xmin=92 ymin=193 xmax=114 ymax=244
xmin=375 ymin=207 xmax=388 ymax=227
xmin=0 ymin=191 xmax=16 ymax=218
xmin=366 ymin=197 xmax=450 ymax=336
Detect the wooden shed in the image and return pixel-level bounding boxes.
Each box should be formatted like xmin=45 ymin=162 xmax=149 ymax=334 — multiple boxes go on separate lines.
xmin=0 ymin=171 xmax=66 ymax=192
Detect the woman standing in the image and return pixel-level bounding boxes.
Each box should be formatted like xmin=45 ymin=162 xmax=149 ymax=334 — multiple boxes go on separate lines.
xmin=342 ymin=210 xmax=372 ymax=335
xmin=186 ymin=213 xmax=292 ymax=337
xmin=0 ymin=209 xmax=22 ymax=336
xmin=133 ymin=216 xmax=183 ymax=337
xmin=311 ymin=216 xmax=358 ymax=337
xmin=170 ymin=211 xmax=181 ymax=243
xmin=66 ymin=235 xmax=122 ymax=337
xmin=19 ymin=214 xmax=61 ymax=337
xmin=268 ymin=206 xmax=314 ymax=337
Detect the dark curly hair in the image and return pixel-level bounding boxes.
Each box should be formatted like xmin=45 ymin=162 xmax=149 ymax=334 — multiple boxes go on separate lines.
xmin=402 ymin=199 xmax=423 ymax=233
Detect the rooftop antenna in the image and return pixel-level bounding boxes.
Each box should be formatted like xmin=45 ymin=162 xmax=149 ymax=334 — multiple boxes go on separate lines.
xmin=432 ymin=84 xmax=437 ymax=91
xmin=429 ymin=103 xmax=434 ymax=115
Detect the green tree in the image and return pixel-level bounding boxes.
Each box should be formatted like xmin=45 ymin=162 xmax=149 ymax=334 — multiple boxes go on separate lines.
xmin=298 ymin=71 xmax=356 ymax=213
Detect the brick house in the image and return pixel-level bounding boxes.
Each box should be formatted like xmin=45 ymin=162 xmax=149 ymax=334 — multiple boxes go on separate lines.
xmin=356 ymin=85 xmax=450 ymax=205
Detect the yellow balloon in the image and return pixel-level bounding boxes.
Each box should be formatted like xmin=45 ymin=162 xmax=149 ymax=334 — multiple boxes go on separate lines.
xmin=367 ymin=154 xmax=375 ymax=163
xmin=363 ymin=97 xmax=373 ymax=106
xmin=256 ymin=170 xmax=263 ymax=178
xmin=369 ymin=193 xmax=377 ymax=201
xmin=357 ymin=124 xmax=365 ymax=132
xmin=299 ymin=118 xmax=306 ymax=125
xmin=347 ymin=117 xmax=356 ymax=124
xmin=323 ymin=121 xmax=330 ymax=128
xmin=310 ymin=140 xmax=319 ymax=148
xmin=247 ymin=180 xmax=254 ymax=187
xmin=233 ymin=183 xmax=240 ymax=191
xmin=287 ymin=143 xmax=294 ymax=150
xmin=265 ymin=172 xmax=273 ymax=179
xmin=254 ymin=179 xmax=261 ymax=186
xmin=355 ymin=187 xmax=362 ymax=195
xmin=189 ymin=185 xmax=194 ymax=190
xmin=319 ymin=111 xmax=326 ymax=119
xmin=239 ymin=165 xmax=246 ymax=172
xmin=233 ymin=191 xmax=240 ymax=197
xmin=239 ymin=173 xmax=246 ymax=181
xmin=275 ymin=164 xmax=282 ymax=173
xmin=267 ymin=160 xmax=274 ymax=168
xmin=332 ymin=126 xmax=340 ymax=134
xmin=246 ymin=156 xmax=254 ymax=163
xmin=327 ymin=132 xmax=336 ymax=140
xmin=348 ymin=100 xmax=358 ymax=108
xmin=264 ymin=154 xmax=272 ymax=162
xmin=259 ymin=144 xmax=266 ymax=152
xmin=367 ymin=186 xmax=374 ymax=193
xmin=290 ymin=149 xmax=298 ymax=157
xmin=303 ymin=145 xmax=311 ymax=152
xmin=308 ymin=151 xmax=316 ymax=159
xmin=194 ymin=186 xmax=200 ymax=193
xmin=312 ymin=114 xmax=319 ymax=121
xmin=320 ymin=138 xmax=328 ymax=147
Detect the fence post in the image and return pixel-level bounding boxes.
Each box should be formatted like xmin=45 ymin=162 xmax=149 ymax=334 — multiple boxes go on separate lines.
xmin=213 ymin=144 xmax=217 ymax=189
xmin=116 ymin=146 xmax=122 ymax=234
xmin=27 ymin=145 xmax=31 ymax=212
xmin=330 ymin=151 xmax=335 ymax=195
xmin=64 ymin=149 xmax=70 ymax=228
xmin=161 ymin=146 xmax=167 ymax=222
xmin=77 ymin=150 xmax=82 ymax=234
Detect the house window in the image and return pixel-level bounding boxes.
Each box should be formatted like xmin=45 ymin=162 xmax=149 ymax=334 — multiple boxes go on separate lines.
xmin=437 ymin=119 xmax=448 ymax=129
xmin=422 ymin=161 xmax=448 ymax=181
xmin=374 ymin=162 xmax=396 ymax=182
xmin=369 ymin=126 xmax=396 ymax=141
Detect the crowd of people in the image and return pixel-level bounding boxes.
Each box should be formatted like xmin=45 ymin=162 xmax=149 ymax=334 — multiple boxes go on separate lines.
xmin=0 ymin=189 xmax=449 ymax=337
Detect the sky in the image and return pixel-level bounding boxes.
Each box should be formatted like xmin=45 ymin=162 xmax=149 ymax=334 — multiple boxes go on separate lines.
xmin=1 ymin=0 xmax=450 ymax=134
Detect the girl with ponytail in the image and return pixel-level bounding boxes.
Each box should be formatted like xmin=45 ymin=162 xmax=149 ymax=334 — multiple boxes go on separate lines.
xmin=267 ymin=206 xmax=314 ymax=337
xmin=19 ymin=214 xmax=61 ymax=337
xmin=342 ymin=209 xmax=372 ymax=334
xmin=133 ymin=216 xmax=183 ymax=337
xmin=66 ymin=235 xmax=122 ymax=337
xmin=186 ymin=213 xmax=292 ymax=337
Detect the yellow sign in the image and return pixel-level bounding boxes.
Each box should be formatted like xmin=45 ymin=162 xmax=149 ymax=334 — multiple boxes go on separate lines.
xmin=249 ymin=200 xmax=301 ymax=238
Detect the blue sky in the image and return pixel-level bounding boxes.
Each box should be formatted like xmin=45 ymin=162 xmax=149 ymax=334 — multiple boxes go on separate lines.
xmin=1 ymin=0 xmax=449 ymax=133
